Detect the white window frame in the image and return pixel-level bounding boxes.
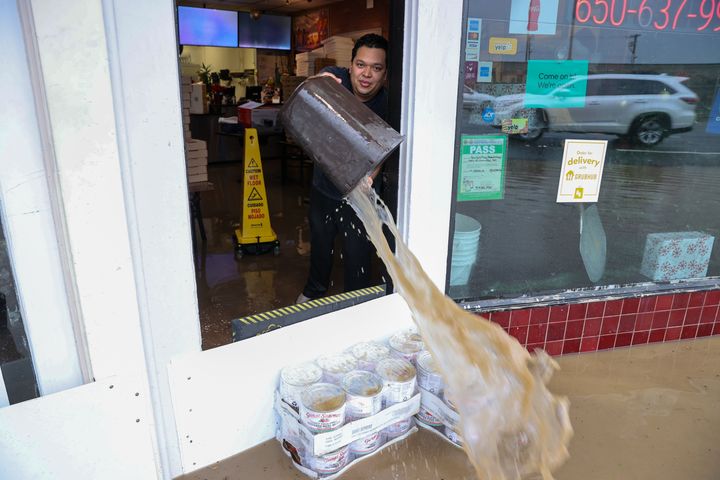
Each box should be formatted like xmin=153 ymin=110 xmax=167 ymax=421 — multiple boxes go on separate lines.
xmin=1 ymin=0 xmax=201 ymax=478
xmin=0 ymin=0 xmax=84 ymax=402
xmin=0 ymin=0 xmax=464 ymax=477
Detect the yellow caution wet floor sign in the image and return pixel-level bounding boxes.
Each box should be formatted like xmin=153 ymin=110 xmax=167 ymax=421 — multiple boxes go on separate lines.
xmin=235 ymin=128 xmax=278 ymax=253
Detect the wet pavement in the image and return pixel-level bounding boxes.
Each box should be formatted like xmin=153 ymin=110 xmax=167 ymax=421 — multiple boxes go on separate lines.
xmin=176 ymin=335 xmax=720 ymax=479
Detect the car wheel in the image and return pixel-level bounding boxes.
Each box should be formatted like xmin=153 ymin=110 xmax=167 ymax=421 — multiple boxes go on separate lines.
xmin=518 ymin=109 xmax=545 ymax=142
xmin=632 ymin=115 xmax=667 ymax=146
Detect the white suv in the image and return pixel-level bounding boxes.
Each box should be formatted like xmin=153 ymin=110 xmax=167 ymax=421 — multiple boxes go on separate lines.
xmin=492 ymin=74 xmax=698 ymax=146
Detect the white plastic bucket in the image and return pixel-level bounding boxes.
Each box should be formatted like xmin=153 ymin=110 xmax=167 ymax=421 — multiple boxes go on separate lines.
xmin=450 ymin=214 xmax=481 ymax=286
xmin=451 ymin=252 xmax=477 ymax=266
xmin=452 ymin=242 xmax=479 ymax=256
xmin=449 ymin=262 xmax=474 ymax=286
xmin=454 ymin=213 xmax=481 ymax=236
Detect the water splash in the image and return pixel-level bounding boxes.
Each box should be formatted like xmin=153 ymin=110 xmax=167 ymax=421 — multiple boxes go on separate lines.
xmin=347 ymin=184 xmax=573 ymax=480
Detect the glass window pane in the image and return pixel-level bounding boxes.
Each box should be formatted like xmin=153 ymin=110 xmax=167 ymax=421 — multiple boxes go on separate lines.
xmin=449 ymin=0 xmax=720 ymax=302
xmin=0 ymin=212 xmax=39 ymax=405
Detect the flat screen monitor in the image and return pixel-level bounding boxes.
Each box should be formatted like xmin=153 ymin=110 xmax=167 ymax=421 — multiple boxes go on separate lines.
xmin=178 ymin=6 xmax=238 ymax=48
xmin=238 ymin=13 xmax=291 ymax=50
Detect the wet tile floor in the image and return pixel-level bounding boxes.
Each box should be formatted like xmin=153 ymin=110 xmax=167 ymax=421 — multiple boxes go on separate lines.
xmin=194 ymin=159 xmax=387 ymax=350
xmin=177 ymin=335 xmax=720 ymax=479
xmin=193 ymin=159 xmax=314 ymax=350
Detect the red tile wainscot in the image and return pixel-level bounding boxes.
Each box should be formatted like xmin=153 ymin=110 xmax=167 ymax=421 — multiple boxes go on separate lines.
xmin=482 ymin=289 xmax=720 ymax=356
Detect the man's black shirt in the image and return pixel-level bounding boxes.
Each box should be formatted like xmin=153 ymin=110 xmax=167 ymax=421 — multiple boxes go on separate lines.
xmin=312 ymin=66 xmax=389 ymax=200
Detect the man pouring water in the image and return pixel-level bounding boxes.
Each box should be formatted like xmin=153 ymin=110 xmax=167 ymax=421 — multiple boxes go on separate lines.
xmin=296 ymin=33 xmax=390 ymax=303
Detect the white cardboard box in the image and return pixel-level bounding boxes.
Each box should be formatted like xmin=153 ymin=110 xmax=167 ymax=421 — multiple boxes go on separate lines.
xmin=188 ymin=173 xmax=208 ymax=183
xmin=187 ymin=165 xmax=207 ymax=176
xmin=190 ymin=83 xmax=207 ymax=114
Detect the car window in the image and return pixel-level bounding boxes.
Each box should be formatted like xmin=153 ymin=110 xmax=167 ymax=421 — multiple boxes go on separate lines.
xmin=637 ymin=80 xmax=676 ymax=95
xmin=585 ymin=79 xmax=603 ymax=96
xmin=597 ymin=79 xmax=630 ymax=96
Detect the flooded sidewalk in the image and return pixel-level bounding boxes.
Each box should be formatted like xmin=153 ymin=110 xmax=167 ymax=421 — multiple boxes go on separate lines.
xmin=178 ymin=335 xmax=720 ymax=480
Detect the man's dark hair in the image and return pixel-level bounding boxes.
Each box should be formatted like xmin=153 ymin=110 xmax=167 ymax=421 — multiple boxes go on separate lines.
xmin=351 ymin=33 xmax=389 ymax=61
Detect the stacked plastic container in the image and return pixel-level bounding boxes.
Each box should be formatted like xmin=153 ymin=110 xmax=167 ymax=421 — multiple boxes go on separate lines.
xmin=449 ymin=213 xmax=482 ymax=287
xmin=275 ymin=329 xmax=427 ymax=479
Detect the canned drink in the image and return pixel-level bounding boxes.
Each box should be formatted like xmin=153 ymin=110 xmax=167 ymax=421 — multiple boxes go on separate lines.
xmin=388 ymin=329 xmax=424 ymax=365
xmin=383 ymin=417 xmax=414 ymax=439
xmin=443 ymin=389 xmax=457 ymax=411
xmin=349 ymin=341 xmax=391 ymax=371
xmin=416 ymin=350 xmax=444 ymax=396
xmin=416 ymin=404 xmax=443 ymax=427
xmin=341 ymin=370 xmax=383 ymax=421
xmin=375 ymin=357 xmax=417 ymax=406
xmin=280 ymin=362 xmax=323 ymax=411
xmin=349 ymin=431 xmax=384 ymax=456
xmin=444 ymin=425 xmax=463 ymax=446
xmin=300 ymin=383 xmax=346 ymax=433
xmin=307 ymin=444 xmax=350 ymax=474
xmin=342 ymin=371 xmax=384 ymax=456
xmin=316 ymin=353 xmax=358 ymax=384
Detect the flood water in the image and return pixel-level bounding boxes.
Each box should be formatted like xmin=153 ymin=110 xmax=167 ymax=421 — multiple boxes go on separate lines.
xmin=347 ymin=185 xmax=571 ymax=479
xmin=177 ymin=335 xmax=720 ymax=480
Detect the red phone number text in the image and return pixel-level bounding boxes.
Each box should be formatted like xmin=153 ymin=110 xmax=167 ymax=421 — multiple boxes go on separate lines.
xmin=575 ymin=0 xmax=720 ymax=31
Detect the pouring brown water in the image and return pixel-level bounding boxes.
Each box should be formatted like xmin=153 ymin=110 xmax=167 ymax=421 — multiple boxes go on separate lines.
xmin=280 ymin=76 xmax=572 ymax=478
xmin=346 ymin=183 xmax=573 ymax=480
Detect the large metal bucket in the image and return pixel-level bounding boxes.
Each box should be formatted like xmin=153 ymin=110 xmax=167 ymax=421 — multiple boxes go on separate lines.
xmin=279 ymin=76 xmax=404 ymax=196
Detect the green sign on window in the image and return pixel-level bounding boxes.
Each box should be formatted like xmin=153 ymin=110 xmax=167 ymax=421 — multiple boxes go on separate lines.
xmin=524 ymin=60 xmax=588 ymax=109
xmin=457 ymin=135 xmax=507 ymax=201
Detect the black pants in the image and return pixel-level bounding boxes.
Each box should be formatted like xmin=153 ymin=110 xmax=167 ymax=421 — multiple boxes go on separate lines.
xmin=302 ymin=188 xmax=372 ymax=298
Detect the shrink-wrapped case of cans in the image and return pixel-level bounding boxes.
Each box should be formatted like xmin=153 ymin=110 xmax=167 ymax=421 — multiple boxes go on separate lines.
xmin=412 ymin=349 xmax=465 ymax=448
xmin=275 ymin=330 xmax=426 ymax=479
xmin=414 ymin=387 xmax=464 ymax=448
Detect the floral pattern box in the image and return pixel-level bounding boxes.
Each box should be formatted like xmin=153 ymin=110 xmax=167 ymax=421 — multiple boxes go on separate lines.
xmin=640 ymin=231 xmax=715 ymax=281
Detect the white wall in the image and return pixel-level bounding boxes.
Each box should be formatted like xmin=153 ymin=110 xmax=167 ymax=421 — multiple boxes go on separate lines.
xmin=399 ymin=1 xmax=463 ymax=289
xmin=0 ymin=375 xmax=158 ymax=479
xmin=181 ymin=46 xmax=256 ymax=77
xmin=102 ymin=0 xmax=205 ymax=475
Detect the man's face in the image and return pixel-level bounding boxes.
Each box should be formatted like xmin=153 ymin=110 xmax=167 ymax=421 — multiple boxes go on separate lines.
xmin=349 ymin=46 xmax=387 ymax=102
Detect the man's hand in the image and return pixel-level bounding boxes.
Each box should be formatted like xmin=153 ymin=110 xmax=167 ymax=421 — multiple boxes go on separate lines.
xmin=311 ymin=71 xmax=342 ymax=84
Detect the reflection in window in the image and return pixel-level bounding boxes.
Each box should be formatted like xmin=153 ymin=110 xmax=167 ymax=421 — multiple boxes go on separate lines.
xmin=0 ymin=214 xmax=39 ymax=406
xmin=449 ymin=0 xmax=720 ymax=302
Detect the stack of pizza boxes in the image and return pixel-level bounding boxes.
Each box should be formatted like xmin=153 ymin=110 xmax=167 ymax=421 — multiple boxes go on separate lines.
xmin=180 ymin=75 xmax=208 ymax=184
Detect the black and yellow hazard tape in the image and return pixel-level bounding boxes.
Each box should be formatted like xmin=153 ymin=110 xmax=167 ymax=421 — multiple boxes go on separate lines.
xmin=232 ymin=285 xmax=387 ymax=341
